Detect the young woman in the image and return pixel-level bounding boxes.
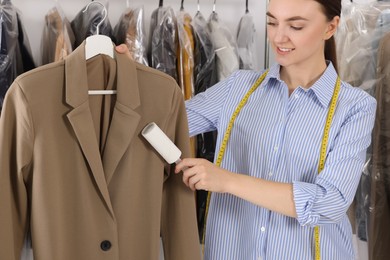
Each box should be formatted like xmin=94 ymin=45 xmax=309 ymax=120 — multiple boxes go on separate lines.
xmin=116 ymin=0 xmax=376 ymax=259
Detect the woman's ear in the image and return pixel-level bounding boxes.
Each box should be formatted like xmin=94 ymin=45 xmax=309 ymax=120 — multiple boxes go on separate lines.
xmin=324 ymin=16 xmax=340 ymax=40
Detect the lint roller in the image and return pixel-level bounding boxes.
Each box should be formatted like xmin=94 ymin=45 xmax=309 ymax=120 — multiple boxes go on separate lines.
xmin=141 ymin=122 xmax=182 ymax=164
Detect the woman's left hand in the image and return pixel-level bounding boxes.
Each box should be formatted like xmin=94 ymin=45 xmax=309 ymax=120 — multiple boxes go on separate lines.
xmin=175 ymin=158 xmax=234 ymax=193
xmin=115 ymin=44 xmax=132 ymax=58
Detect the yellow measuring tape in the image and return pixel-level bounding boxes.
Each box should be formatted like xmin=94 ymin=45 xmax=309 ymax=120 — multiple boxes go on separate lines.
xmin=201 ymin=70 xmax=341 ymax=260
xmin=314 ymin=76 xmax=341 ymax=260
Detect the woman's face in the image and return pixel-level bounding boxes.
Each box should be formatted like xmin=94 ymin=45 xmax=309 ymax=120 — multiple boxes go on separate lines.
xmin=266 ymin=0 xmax=338 ymax=68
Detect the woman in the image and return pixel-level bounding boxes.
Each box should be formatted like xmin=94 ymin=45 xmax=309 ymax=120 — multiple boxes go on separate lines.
xmin=117 ymin=0 xmax=376 ymax=259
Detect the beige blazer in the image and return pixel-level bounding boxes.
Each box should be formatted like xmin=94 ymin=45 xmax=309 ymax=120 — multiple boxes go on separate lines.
xmin=0 ymin=42 xmax=201 ymax=260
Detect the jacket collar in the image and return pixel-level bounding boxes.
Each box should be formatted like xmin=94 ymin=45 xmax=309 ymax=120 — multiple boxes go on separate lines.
xmin=65 ymin=41 xmax=140 ymax=110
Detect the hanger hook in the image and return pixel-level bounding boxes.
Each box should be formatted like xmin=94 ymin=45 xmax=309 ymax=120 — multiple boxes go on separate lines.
xmin=197 ymin=0 xmax=200 ymax=12
xmin=180 ymin=0 xmax=184 ymax=11
xmin=213 ymin=0 xmax=216 ymax=13
xmin=82 ymin=1 xmax=107 ymax=35
xmin=246 ymin=0 xmax=249 ymax=13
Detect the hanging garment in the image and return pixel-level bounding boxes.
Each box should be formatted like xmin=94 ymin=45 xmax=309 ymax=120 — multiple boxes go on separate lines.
xmin=148 ymin=6 xmax=178 ymax=81
xmin=41 ymin=5 xmax=75 ymax=65
xmin=191 ymin=10 xmax=218 ymax=240
xmin=236 ymin=12 xmax=256 ymax=70
xmin=335 ymin=2 xmax=390 ymax=259
xmin=370 ymin=29 xmax=390 ymax=260
xmin=192 ymin=11 xmax=217 ymax=95
xmin=70 ymin=3 xmax=116 ymax=49
xmin=113 ymin=6 xmax=148 ymax=66
xmin=176 ymin=9 xmax=196 ymax=158
xmin=176 ymin=10 xmax=194 ymax=101
xmin=208 ymin=11 xmax=239 ymax=81
xmin=0 ymin=0 xmax=35 ymax=113
xmin=0 ymin=42 xmax=201 ymax=260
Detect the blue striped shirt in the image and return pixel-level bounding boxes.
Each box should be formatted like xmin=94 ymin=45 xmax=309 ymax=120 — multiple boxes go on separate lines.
xmin=185 ymin=62 xmax=376 ymax=260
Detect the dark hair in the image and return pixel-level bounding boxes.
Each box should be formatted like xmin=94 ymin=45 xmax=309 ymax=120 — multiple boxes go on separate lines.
xmin=313 ymin=0 xmax=341 ymax=72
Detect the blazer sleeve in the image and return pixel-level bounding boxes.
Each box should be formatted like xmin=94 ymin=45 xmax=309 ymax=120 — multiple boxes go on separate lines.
xmin=160 ymin=85 xmax=201 ymax=260
xmin=0 ymin=82 xmax=33 ymax=260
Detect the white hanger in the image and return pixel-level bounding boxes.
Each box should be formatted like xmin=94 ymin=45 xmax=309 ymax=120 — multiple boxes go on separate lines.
xmin=84 ymin=1 xmax=117 ymax=95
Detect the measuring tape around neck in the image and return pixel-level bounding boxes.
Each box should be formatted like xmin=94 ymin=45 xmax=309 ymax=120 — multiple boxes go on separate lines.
xmin=201 ymin=70 xmax=341 ymax=260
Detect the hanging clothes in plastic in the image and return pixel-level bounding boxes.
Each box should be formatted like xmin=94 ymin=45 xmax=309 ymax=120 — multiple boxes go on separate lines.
xmin=114 ymin=6 xmax=148 ymax=66
xmin=176 ymin=6 xmax=197 ymax=160
xmin=176 ymin=8 xmax=194 ymax=101
xmin=70 ymin=1 xmax=116 ymax=49
xmin=191 ymin=8 xmax=218 ymax=241
xmin=335 ymin=2 xmax=390 ymax=260
xmin=236 ymin=4 xmax=256 ymax=70
xmin=40 ymin=5 xmax=75 ymax=65
xmin=192 ymin=9 xmax=218 ymax=162
xmin=208 ymin=10 xmax=239 ymax=81
xmin=0 ymin=0 xmax=35 ymax=113
xmin=148 ymin=3 xmax=178 ymax=81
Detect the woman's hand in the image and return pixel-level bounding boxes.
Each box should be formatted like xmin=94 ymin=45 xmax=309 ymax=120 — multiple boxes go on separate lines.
xmin=175 ymin=158 xmax=235 ymax=193
xmin=115 ymin=44 xmax=131 ymax=58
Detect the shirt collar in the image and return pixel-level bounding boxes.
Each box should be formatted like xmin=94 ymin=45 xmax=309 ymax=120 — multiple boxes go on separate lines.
xmin=264 ymin=61 xmax=339 ymax=108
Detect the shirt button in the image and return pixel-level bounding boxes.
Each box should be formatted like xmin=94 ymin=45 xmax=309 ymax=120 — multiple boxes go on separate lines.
xmin=274 ymin=146 xmax=278 ymax=152
xmin=100 ymin=240 xmax=112 ymax=251
xmin=294 ymin=94 xmax=299 ymax=98
xmin=261 ymin=226 xmax=266 ymax=232
xmin=269 ymin=172 xmax=273 ymax=176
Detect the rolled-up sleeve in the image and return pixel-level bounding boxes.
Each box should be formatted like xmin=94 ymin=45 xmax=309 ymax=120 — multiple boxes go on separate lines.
xmin=293 ymin=95 xmax=376 ymax=227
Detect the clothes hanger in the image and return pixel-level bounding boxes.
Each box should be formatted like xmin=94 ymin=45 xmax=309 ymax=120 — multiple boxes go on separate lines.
xmin=159 ymin=0 xmax=164 ymax=7
xmin=180 ymin=0 xmax=184 ymax=11
xmin=83 ymin=1 xmax=116 ymax=95
xmin=213 ymin=0 xmax=216 ymax=13
xmin=84 ymin=1 xmax=114 ymax=60
xmin=246 ymin=0 xmax=249 ymax=14
xmin=197 ymin=0 xmax=200 ymax=13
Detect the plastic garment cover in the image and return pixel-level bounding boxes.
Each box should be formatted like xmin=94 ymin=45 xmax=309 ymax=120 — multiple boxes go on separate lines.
xmin=148 ymin=6 xmax=178 ymax=81
xmin=191 ymin=10 xmax=218 ymax=241
xmin=40 ymin=5 xmax=75 ymax=65
xmin=335 ymin=2 xmax=390 ymax=259
xmin=176 ymin=10 xmax=194 ymax=100
xmin=70 ymin=2 xmax=115 ymax=49
xmin=208 ymin=11 xmax=239 ymax=81
xmin=176 ymin=10 xmax=197 ymax=181
xmin=114 ymin=6 xmax=148 ymax=66
xmin=192 ymin=11 xmax=217 ymax=95
xmin=236 ymin=12 xmax=256 ymax=70
xmin=0 ymin=0 xmax=35 ymax=113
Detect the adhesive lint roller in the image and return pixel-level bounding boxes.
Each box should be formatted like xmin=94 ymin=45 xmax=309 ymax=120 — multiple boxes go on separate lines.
xmin=141 ymin=122 xmax=182 ymax=164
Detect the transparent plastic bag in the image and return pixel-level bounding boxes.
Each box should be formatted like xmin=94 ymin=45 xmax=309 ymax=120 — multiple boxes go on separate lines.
xmin=40 ymin=4 xmax=75 ymax=65
xmin=0 ymin=0 xmax=35 ymax=113
xmin=336 ymin=2 xmax=390 ymax=259
xmin=236 ymin=12 xmax=256 ymax=70
xmin=176 ymin=9 xmax=194 ymax=100
xmin=71 ymin=1 xmax=115 ymax=49
xmin=114 ymin=6 xmax=148 ymax=66
xmin=208 ymin=11 xmax=239 ymax=81
xmin=148 ymin=6 xmax=178 ymax=81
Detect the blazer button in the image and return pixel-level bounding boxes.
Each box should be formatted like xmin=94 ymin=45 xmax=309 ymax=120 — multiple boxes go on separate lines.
xmin=100 ymin=240 xmax=112 ymax=251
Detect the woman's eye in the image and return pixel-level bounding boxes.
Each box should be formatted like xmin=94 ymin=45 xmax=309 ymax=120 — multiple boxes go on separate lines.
xmin=291 ymin=26 xmax=303 ymax=30
xmin=267 ymin=22 xmax=277 ymax=26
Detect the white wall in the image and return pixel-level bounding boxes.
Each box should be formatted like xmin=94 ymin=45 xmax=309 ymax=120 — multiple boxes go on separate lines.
xmin=11 ymin=0 xmax=268 ymax=70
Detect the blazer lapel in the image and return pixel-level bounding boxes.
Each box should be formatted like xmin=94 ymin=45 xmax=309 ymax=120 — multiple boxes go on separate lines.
xmin=65 ymin=43 xmax=115 ymax=218
xmin=103 ymin=53 xmax=141 ymax=184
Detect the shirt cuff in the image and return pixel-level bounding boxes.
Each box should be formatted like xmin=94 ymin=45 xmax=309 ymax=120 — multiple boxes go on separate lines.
xmin=293 ymin=181 xmax=321 ymax=227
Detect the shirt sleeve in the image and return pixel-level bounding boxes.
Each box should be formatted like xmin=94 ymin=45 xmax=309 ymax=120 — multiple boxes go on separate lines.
xmin=293 ymin=94 xmax=377 ymax=227
xmin=185 ymin=70 xmax=240 ymax=137
xmin=0 ymin=82 xmax=34 ymax=260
